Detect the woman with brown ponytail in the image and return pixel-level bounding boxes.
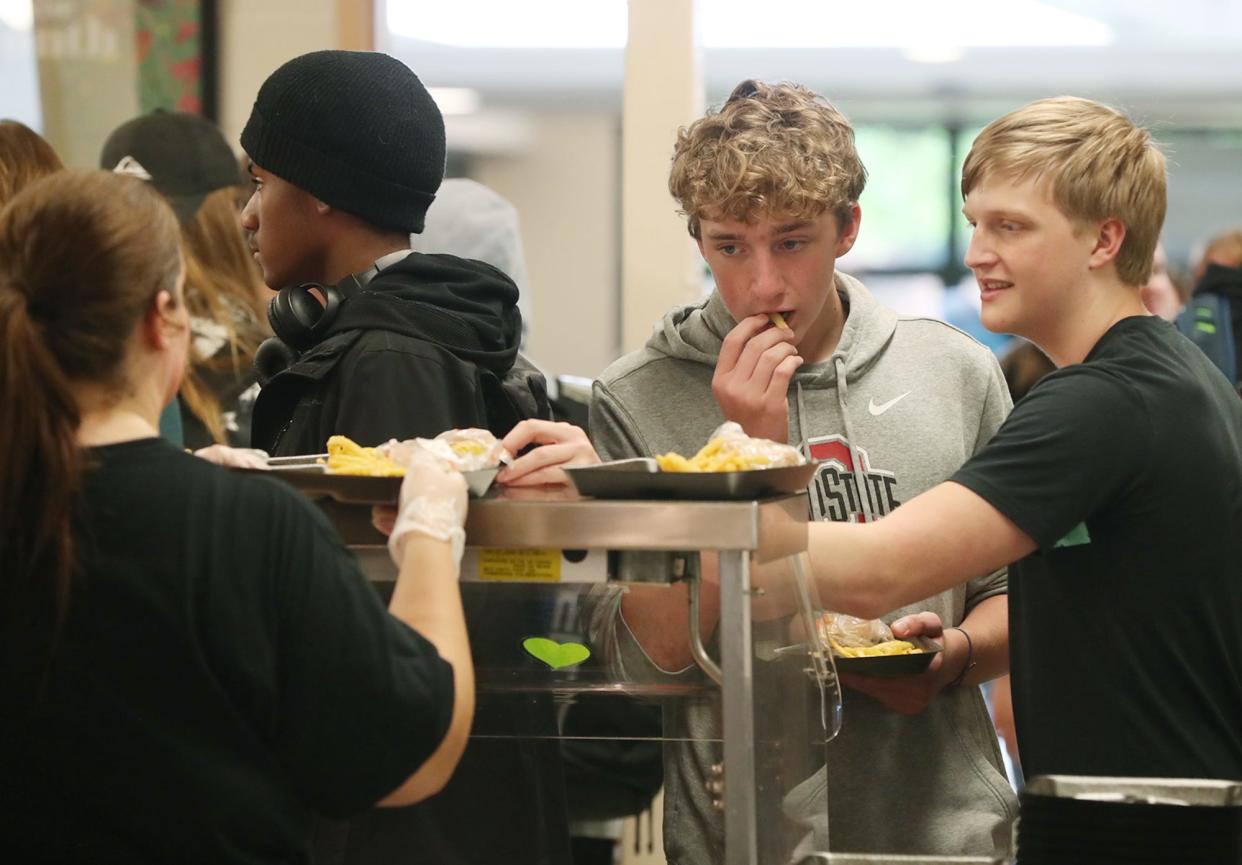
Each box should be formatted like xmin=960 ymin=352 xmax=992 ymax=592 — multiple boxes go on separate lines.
xmin=0 ymin=171 xmax=473 ymax=863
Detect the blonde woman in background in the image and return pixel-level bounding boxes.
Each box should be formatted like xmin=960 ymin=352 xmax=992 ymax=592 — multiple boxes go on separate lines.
xmin=101 ymin=110 xmax=269 ymax=448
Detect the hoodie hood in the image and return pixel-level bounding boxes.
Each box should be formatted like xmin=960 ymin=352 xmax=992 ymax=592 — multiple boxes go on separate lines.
xmin=409 ymin=178 xmax=533 ymax=336
xmin=646 ymin=271 xmax=898 ymax=388
xmin=325 ymin=251 xmax=522 ymax=374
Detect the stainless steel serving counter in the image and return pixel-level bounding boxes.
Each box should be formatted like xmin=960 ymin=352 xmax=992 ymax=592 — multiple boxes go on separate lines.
xmin=328 ymin=484 xmax=815 ymax=865
xmin=333 ymin=484 xmax=808 ymax=565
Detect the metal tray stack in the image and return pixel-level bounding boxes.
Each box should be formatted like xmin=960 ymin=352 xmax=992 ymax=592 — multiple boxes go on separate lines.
xmin=1017 ymin=775 xmax=1242 ymax=864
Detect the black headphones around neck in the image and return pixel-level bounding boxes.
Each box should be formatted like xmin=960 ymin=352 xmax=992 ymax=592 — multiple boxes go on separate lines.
xmin=254 ymin=269 xmax=373 ymax=385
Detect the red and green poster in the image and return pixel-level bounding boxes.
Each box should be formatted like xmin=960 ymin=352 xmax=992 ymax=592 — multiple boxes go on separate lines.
xmin=135 ymin=0 xmax=208 ymax=115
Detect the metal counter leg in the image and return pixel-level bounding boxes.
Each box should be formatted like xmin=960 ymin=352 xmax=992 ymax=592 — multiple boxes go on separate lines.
xmin=720 ymin=549 xmax=757 ymax=865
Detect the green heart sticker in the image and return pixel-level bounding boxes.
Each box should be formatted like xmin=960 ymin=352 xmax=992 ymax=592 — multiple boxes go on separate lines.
xmin=523 ymin=637 xmax=591 ymax=670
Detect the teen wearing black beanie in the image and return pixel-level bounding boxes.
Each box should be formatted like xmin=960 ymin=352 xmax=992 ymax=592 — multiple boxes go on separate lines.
xmin=238 ymin=49 xmax=563 ymax=865
xmin=240 ymin=49 xmax=549 ymax=456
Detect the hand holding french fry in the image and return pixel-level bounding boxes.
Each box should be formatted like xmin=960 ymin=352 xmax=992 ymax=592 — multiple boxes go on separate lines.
xmin=712 ymin=313 xmax=803 ymax=443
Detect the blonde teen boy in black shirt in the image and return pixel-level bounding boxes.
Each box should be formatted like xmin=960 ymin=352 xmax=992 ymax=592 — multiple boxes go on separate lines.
xmin=801 ymin=97 xmax=1242 ymax=781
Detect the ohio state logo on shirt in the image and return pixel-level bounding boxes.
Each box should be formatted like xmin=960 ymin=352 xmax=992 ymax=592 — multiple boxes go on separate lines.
xmin=806 ymin=435 xmax=900 ymax=523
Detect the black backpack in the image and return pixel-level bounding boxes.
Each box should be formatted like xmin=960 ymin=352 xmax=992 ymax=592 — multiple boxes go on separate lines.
xmin=1177 ymin=291 xmax=1238 ymax=389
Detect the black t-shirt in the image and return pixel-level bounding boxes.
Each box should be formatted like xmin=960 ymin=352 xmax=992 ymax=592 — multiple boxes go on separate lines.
xmin=952 ymin=316 xmax=1242 ymax=781
xmin=0 ymin=439 xmax=453 ymax=863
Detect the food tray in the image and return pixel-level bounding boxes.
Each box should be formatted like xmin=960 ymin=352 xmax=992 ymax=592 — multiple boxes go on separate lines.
xmin=261 ymin=454 xmax=498 ymax=502
xmin=832 ymin=636 xmax=941 ymax=678
xmin=564 ymin=458 xmax=818 ymax=500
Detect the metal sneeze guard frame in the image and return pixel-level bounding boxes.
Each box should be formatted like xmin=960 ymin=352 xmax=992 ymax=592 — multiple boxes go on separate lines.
xmin=338 ymin=486 xmax=809 ymax=865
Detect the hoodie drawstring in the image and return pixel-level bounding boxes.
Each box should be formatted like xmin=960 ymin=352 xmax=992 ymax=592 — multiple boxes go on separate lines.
xmin=794 ymin=381 xmax=810 ymax=460
xmin=832 ymin=356 xmax=878 ymax=523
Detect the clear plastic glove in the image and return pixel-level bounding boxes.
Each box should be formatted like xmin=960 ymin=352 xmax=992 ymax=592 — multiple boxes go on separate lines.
xmin=388 ymin=444 xmax=469 ymax=572
xmin=194 ymin=445 xmax=270 ymax=470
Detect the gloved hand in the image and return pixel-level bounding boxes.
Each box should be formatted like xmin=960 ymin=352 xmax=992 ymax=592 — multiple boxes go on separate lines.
xmin=194 ymin=445 xmax=270 ymax=470
xmin=388 ymin=443 xmax=469 ymax=572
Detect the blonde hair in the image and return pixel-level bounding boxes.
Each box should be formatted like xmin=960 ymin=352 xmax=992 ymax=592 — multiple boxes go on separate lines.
xmin=668 ymin=80 xmax=866 ymax=239
xmin=178 ymin=186 xmax=268 ymax=443
xmin=962 ymin=96 xmax=1167 ymax=286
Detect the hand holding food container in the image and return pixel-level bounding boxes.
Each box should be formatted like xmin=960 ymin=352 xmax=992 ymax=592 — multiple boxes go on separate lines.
xmin=819 ymin=610 xmax=964 ymax=717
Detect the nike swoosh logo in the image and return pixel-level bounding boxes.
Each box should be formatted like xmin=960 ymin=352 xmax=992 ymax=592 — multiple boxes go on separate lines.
xmin=868 ymin=392 xmax=911 ymax=416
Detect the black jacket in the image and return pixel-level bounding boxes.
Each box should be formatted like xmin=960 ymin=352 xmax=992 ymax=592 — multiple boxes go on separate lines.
xmin=251 ymin=252 xmax=550 ymax=456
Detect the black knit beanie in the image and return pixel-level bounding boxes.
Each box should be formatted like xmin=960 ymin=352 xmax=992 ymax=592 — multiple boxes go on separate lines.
xmin=240 ymin=50 xmax=445 ymax=234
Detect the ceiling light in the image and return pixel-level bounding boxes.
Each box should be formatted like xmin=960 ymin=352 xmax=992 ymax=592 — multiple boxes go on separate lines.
xmin=0 ymin=0 xmax=33 ymax=31
xmin=703 ymin=0 xmax=1112 ymax=48
xmin=387 ymin=0 xmax=627 ymax=48
xmin=903 ymin=45 xmax=966 ymax=64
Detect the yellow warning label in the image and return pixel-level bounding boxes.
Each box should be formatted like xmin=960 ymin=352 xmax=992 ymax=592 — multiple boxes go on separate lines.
xmin=478 ymin=549 xmax=562 ymax=582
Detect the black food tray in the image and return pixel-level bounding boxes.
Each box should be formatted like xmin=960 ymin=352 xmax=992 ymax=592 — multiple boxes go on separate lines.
xmin=564 ymin=458 xmax=818 ymax=500
xmin=833 ymin=636 xmax=941 ymax=678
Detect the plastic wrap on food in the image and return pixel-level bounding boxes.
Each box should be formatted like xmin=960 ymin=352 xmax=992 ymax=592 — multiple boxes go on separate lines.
xmin=816 ymin=612 xmax=919 ymax=657
xmin=379 ymin=428 xmax=512 ymax=472
xmin=655 ymin=421 xmax=805 ymax=473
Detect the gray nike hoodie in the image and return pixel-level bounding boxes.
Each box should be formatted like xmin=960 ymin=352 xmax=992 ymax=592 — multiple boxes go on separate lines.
xmin=588 ymin=273 xmax=1017 ymax=861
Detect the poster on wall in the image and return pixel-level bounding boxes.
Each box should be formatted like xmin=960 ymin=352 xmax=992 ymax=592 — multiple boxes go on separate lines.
xmin=28 ymin=0 xmax=218 ymax=165
xmin=136 ymin=0 xmax=216 ymax=117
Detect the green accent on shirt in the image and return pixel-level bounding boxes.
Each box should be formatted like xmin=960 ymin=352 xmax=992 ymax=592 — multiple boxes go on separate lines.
xmin=1055 ymin=522 xmax=1091 ymax=548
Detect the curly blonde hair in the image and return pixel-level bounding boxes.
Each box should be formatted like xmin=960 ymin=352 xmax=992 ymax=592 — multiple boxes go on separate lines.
xmin=668 ymin=80 xmax=867 ymax=238
xmin=962 ymin=96 xmax=1167 ymax=287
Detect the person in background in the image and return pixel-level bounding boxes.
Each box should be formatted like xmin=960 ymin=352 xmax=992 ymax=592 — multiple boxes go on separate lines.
xmin=1192 ymin=228 xmax=1242 ymax=282
xmin=998 ymin=339 xmax=1055 ymax=406
xmin=240 ymin=51 xmax=549 ymax=457
xmin=1140 ymin=242 xmax=1184 ymax=321
xmin=0 ymin=169 xmax=473 ymax=862
xmin=101 ymin=109 xmax=269 ymax=449
xmin=1187 ymin=227 xmax=1242 ymax=389
xmin=0 ymin=119 xmax=62 ymax=205
xmin=410 ymin=176 xmax=535 ymax=346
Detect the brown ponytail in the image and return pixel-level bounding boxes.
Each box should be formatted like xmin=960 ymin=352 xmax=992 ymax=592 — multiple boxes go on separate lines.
xmin=0 ymin=170 xmax=181 ymax=653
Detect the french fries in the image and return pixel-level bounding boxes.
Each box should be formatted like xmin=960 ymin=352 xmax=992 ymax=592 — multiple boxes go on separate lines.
xmin=322 ymin=435 xmax=405 ymax=476
xmin=827 ymin=636 xmax=920 ymax=658
xmin=654 ymin=423 xmax=804 ymax=473
xmin=769 ymin=311 xmax=791 ymax=331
